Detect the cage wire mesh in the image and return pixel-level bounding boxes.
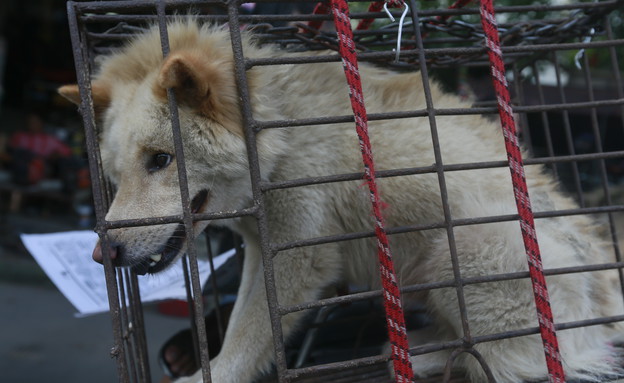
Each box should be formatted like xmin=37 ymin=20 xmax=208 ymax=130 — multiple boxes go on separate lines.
xmin=64 ymin=0 xmax=624 ymax=382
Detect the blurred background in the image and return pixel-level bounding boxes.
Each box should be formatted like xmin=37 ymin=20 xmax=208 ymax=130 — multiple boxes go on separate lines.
xmin=0 ymin=1 xmax=198 ymax=382
xmin=0 ymin=0 xmax=90 ymax=248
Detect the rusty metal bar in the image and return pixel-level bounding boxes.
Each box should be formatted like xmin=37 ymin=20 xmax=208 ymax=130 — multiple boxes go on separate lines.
xmin=65 ymin=3 xmax=132 ymax=382
xmin=408 ymin=3 xmax=477 ymax=381
xmin=604 ymin=15 xmax=624 ymax=302
xmin=226 ymin=2 xmax=291 ymax=382
xmin=279 ymin=260 xmax=624 ymax=317
xmin=127 ymin=271 xmax=151 ymax=382
xmin=531 ymin=61 xmax=558 ymax=177
xmin=204 ymin=231 xmax=225 ymax=343
xmin=443 ymin=348 xmax=496 ymax=383
xmin=250 ymin=98 xmax=624 ymax=132
xmin=239 ymin=39 xmax=624 ymax=67
xmin=259 ymin=151 xmax=624 ymax=193
xmin=179 ymin=254 xmax=202 ymax=377
xmin=551 ymin=51 xmax=586 ymax=206
xmin=97 ymin=205 xmax=257 ymax=230
xmin=154 ymin=2 xmax=213 ymax=381
xmin=270 ymin=204 xmax=624 ymax=254
xmin=512 ymin=63 xmax=533 ymax=154
xmin=118 ymin=269 xmax=137 ymax=383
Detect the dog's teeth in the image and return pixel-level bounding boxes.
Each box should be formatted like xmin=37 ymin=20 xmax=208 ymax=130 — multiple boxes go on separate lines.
xmin=149 ymin=261 xmax=157 ymax=267
xmin=150 ymin=254 xmax=162 ymax=262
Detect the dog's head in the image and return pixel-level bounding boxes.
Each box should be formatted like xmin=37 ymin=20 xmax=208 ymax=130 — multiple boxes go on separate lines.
xmin=59 ymin=22 xmax=284 ymax=274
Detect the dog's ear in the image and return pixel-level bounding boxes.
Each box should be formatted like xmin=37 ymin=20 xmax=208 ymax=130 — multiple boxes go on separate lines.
xmin=58 ymin=83 xmax=111 ymax=117
xmin=58 ymin=84 xmax=82 ymax=105
xmin=156 ymin=50 xmax=242 ymax=136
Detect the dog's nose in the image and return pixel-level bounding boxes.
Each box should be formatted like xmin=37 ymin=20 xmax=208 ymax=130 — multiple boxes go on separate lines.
xmin=92 ymin=241 xmax=118 ymax=264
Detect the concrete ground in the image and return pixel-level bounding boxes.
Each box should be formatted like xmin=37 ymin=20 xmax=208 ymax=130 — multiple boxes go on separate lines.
xmin=0 ymin=210 xmax=192 ymax=383
xmin=3 ymin=198 xmax=624 ymax=383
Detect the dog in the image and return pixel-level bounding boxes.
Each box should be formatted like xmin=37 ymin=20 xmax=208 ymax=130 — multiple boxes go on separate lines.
xmin=59 ymin=20 xmax=624 ymax=382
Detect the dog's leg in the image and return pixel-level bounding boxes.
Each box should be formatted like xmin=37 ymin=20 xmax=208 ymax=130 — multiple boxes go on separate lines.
xmin=423 ymin=221 xmax=623 ymax=382
xmin=421 ymin=222 xmax=550 ymax=382
xmin=177 ymin=234 xmax=342 ymax=383
xmin=384 ymin=325 xmax=456 ymax=378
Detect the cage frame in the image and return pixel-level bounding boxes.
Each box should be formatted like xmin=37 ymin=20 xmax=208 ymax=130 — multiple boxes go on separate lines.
xmin=64 ymin=0 xmax=624 ymax=382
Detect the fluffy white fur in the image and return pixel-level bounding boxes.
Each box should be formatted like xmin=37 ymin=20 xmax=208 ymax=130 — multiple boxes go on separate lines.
xmin=59 ymin=21 xmax=624 ymax=383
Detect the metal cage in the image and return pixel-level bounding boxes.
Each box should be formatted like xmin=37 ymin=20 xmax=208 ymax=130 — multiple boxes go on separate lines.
xmin=64 ymin=0 xmax=624 ymax=382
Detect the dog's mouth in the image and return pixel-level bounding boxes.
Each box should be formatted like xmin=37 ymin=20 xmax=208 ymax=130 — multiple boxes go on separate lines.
xmin=131 ymin=189 xmax=209 ymax=275
xmin=131 ymin=223 xmax=186 ymax=275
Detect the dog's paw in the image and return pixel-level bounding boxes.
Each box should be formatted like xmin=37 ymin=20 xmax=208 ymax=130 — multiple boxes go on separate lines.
xmin=383 ymin=327 xmax=455 ymax=378
xmin=409 ymin=349 xmax=453 ymax=378
xmin=172 ymin=372 xmax=202 ymax=383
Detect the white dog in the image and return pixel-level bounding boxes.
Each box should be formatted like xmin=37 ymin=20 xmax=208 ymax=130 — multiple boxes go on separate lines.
xmin=59 ymin=20 xmax=623 ymax=382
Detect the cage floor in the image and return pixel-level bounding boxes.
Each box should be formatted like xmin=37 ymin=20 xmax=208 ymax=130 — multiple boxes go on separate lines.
xmin=258 ymin=363 xmax=624 ymax=383
xmin=258 ymin=364 xmax=468 ymax=383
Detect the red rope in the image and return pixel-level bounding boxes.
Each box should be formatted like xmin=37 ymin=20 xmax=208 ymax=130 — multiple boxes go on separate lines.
xmin=479 ymin=1 xmax=565 ymax=382
xmin=437 ymin=0 xmax=474 ymax=24
xmin=308 ymin=2 xmax=331 ymax=31
xmin=330 ymin=1 xmax=414 ymax=382
xmin=355 ymin=2 xmax=384 ymax=31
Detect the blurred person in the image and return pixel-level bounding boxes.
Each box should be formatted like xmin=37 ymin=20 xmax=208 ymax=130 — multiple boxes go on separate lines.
xmin=8 ymin=112 xmax=72 ymax=186
xmin=0 ymin=35 xmax=6 ymax=105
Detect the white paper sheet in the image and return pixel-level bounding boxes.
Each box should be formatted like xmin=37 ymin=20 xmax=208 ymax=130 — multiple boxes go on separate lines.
xmin=20 ymin=231 xmax=234 ymax=317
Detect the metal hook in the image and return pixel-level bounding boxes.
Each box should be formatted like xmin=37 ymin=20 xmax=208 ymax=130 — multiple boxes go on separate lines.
xmin=383 ymin=1 xmax=396 ymax=21
xmin=383 ymin=1 xmax=410 ymax=62
xmin=574 ymin=27 xmax=595 ymax=70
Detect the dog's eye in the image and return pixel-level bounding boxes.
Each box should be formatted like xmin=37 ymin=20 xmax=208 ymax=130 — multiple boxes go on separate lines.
xmin=148 ymin=153 xmax=173 ymax=172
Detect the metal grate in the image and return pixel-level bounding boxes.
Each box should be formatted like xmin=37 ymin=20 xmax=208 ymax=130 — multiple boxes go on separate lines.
xmin=64 ymin=0 xmax=624 ymax=382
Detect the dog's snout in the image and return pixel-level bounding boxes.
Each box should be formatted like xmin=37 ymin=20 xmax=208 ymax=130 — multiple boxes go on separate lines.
xmin=92 ymin=241 xmax=119 ymax=265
